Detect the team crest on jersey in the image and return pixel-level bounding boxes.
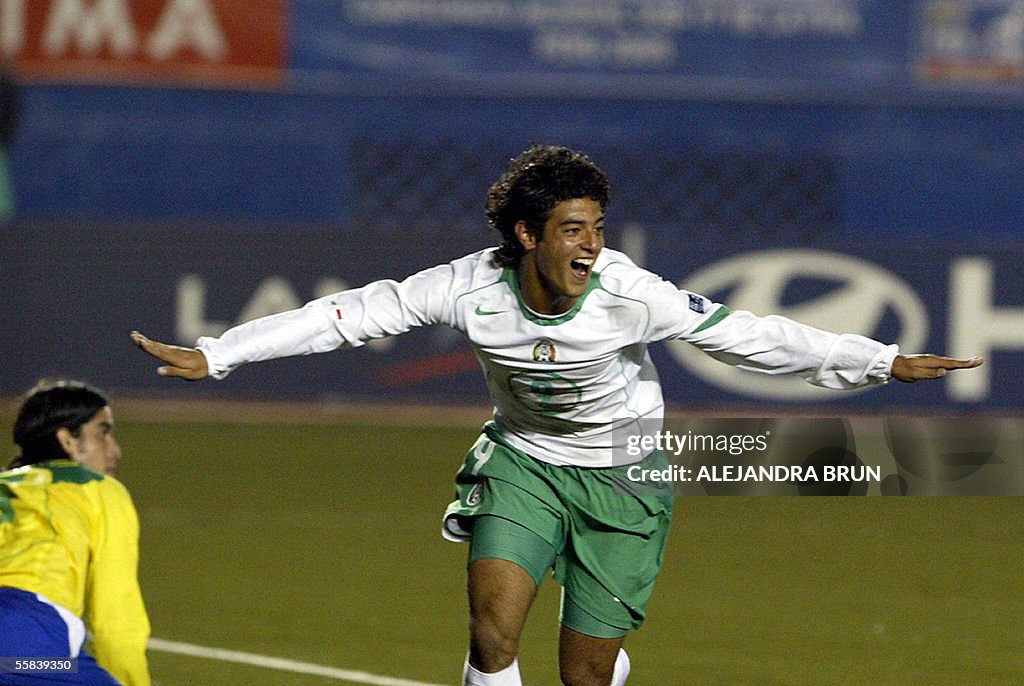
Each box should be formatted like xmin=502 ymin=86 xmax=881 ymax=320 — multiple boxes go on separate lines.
xmin=532 ymin=339 xmax=557 ymax=362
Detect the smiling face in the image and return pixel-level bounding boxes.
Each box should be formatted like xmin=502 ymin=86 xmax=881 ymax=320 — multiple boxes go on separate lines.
xmin=515 ymin=197 xmax=604 ymax=315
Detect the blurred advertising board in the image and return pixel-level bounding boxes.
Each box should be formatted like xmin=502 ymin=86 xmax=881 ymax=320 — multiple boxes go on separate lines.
xmin=3 ymin=0 xmax=285 ymax=87
xmin=290 ymin=0 xmax=1024 ymax=101
xmin=293 ymin=0 xmax=879 ymax=95
xmin=6 ymin=1 xmax=1024 ymax=99
xmin=915 ymin=0 xmax=1024 ymax=84
xmin=3 ymin=223 xmax=1022 ymax=411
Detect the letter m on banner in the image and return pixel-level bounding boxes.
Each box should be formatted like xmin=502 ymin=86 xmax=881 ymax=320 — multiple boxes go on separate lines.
xmin=3 ymin=0 xmax=286 ymax=88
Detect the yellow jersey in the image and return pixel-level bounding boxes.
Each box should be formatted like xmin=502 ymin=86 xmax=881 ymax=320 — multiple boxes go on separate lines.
xmin=0 ymin=460 xmax=150 ymax=686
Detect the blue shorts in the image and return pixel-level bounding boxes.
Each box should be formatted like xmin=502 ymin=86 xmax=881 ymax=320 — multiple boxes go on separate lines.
xmin=0 ymin=587 xmax=120 ymax=685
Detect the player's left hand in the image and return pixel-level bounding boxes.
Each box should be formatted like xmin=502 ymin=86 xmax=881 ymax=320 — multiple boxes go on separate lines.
xmin=891 ymin=354 xmax=983 ymax=383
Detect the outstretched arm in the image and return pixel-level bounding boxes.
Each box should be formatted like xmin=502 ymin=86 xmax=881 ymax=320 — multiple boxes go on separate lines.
xmin=890 ymin=354 xmax=983 ymax=382
xmin=130 ymin=331 xmax=209 ymax=380
xmin=130 ymin=261 xmax=461 ymax=381
xmin=676 ymin=305 xmax=984 ymax=390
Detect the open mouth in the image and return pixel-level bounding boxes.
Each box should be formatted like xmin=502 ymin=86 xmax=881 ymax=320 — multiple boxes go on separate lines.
xmin=570 ymin=257 xmax=594 ymax=281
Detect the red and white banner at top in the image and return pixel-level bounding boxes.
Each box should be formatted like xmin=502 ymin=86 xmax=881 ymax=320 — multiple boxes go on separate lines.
xmin=3 ymin=0 xmax=286 ymax=87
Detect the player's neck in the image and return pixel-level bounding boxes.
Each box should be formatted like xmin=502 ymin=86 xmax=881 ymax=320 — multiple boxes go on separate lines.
xmin=516 ymin=261 xmax=576 ymax=315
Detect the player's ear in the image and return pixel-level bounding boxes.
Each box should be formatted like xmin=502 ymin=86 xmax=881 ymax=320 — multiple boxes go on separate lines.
xmin=55 ymin=427 xmax=79 ymax=459
xmin=515 ymin=221 xmax=538 ymax=251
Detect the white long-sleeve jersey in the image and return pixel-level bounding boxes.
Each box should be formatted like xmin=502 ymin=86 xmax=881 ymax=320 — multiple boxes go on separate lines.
xmin=197 ymin=248 xmax=898 ymax=467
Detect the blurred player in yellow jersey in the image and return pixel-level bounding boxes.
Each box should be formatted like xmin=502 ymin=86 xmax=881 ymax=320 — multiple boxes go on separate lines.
xmin=0 ymin=380 xmax=149 ymax=685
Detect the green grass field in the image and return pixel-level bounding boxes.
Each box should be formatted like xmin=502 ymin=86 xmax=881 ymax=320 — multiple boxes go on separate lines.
xmin=5 ymin=403 xmax=1024 ymax=684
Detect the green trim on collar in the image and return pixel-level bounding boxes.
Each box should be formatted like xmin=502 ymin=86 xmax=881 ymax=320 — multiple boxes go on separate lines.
xmin=501 ymin=268 xmax=601 ymax=326
xmin=46 ymin=459 xmax=105 ymax=484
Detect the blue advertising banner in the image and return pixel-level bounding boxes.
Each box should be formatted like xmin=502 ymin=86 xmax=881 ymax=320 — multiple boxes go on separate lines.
xmin=8 ymin=0 xmax=1024 ymax=102
xmin=293 ymin=0 xmax=881 ymax=93
xmin=288 ymin=0 xmax=1024 ymax=103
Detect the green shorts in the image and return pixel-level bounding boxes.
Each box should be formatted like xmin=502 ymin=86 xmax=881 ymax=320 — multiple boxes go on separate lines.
xmin=443 ymin=424 xmax=674 ymax=637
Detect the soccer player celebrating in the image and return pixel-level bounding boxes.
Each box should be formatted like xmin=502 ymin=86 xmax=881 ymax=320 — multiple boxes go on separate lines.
xmin=131 ymin=145 xmax=980 ymax=686
xmin=0 ymin=380 xmax=150 ymax=685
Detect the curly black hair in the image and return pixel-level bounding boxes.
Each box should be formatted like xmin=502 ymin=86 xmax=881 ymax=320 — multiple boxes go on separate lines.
xmin=486 ymin=145 xmax=611 ymax=267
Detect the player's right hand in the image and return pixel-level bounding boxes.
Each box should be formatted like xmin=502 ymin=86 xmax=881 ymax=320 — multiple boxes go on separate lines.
xmin=130 ymin=331 xmax=209 ymax=381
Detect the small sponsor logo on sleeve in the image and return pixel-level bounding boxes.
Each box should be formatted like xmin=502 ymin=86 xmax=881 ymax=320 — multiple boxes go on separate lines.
xmin=688 ymin=294 xmax=706 ymax=314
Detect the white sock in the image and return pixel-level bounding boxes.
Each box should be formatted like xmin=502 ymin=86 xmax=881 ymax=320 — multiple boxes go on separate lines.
xmin=462 ymin=656 xmax=523 ymax=686
xmin=610 ymin=648 xmax=630 ymax=686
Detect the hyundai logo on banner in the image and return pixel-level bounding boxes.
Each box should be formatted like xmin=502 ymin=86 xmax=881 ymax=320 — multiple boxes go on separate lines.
xmin=666 ymin=250 xmax=929 ymax=401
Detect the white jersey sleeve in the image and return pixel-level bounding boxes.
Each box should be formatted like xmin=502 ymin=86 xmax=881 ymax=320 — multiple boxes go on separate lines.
xmin=680 ymin=310 xmax=898 ymax=389
xmin=599 ymin=253 xmax=898 ymax=390
xmin=197 ymin=260 xmax=464 ymax=379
